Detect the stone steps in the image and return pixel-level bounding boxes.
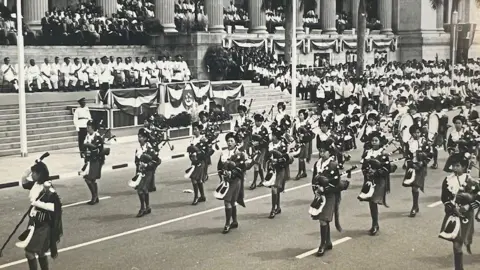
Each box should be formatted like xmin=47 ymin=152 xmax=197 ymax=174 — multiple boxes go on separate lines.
xmin=0 ymin=105 xmax=73 ymax=115
xmin=0 ymin=110 xmax=71 ymax=121
xmin=0 ymin=125 xmax=76 ymax=138
xmin=0 ymin=120 xmax=73 ymax=132
xmin=0 ymin=135 xmax=77 ymax=151
xmin=0 ymin=130 xmax=78 ymax=144
xmin=0 ymin=115 xmax=74 ymax=126
xmin=0 ymin=141 xmax=78 ymax=157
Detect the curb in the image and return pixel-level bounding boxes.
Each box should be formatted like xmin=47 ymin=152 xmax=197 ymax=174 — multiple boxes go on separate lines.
xmin=0 ymin=146 xmax=230 ymax=190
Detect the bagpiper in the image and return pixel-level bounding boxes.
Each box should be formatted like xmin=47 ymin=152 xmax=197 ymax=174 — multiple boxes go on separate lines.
xmin=185 ymin=122 xmax=208 ymax=205
xmin=249 ymin=113 xmax=269 ymax=189
xmin=265 ymin=126 xmax=290 ymax=219
xmin=438 ymin=153 xmax=480 ymax=270
xmin=132 ymin=128 xmax=160 ymax=217
xmin=309 ymin=141 xmax=345 ymax=257
xmin=216 ymin=132 xmax=247 ymax=234
xmin=18 ymin=155 xmax=63 ymax=270
xmin=357 ymin=131 xmax=392 ymax=236
xmin=402 ymin=125 xmax=432 ymax=217
xmin=293 ymin=109 xmax=313 ymax=180
xmin=360 ymin=112 xmax=381 ymax=150
xmin=80 ymin=120 xmax=105 ymax=205
xmin=430 ymin=101 xmax=449 ymax=169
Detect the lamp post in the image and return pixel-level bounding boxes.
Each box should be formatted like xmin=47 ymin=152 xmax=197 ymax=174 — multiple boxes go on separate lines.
xmin=291 ymin=0 xmax=297 ymax=116
xmin=16 ymin=0 xmax=28 ymax=157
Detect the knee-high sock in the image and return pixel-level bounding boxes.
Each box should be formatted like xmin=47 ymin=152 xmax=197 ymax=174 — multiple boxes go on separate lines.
xmin=193 ymin=183 xmax=199 ymax=198
xmin=198 ymin=183 xmax=205 ymax=198
xmin=432 ymin=148 xmax=438 ymax=163
xmin=454 ymin=252 xmax=463 ymax=270
xmin=369 ymin=202 xmax=378 ymax=226
xmin=85 ymin=182 xmax=94 ymax=199
xmin=412 ymin=190 xmax=419 ymax=208
xmin=38 ymin=256 xmax=48 ymax=270
xmin=232 ymin=206 xmax=237 ymax=223
xmin=27 ymin=259 xmax=38 ymax=270
xmin=300 ymin=160 xmax=306 ymax=174
xmin=145 ymin=193 xmax=150 ymax=208
xmin=271 ymin=193 xmax=277 ymax=211
xmin=325 ymin=223 xmax=332 ymax=244
xmin=320 ymin=224 xmax=327 ymax=246
xmin=138 ymin=193 xmax=145 ymax=210
xmin=93 ymin=182 xmax=98 ymax=199
xmin=253 ymin=170 xmax=259 ymax=184
xmin=276 ymin=192 xmax=281 ymax=209
xmin=225 ymin=207 xmax=232 ymax=225
xmin=297 ymin=160 xmax=302 ymax=174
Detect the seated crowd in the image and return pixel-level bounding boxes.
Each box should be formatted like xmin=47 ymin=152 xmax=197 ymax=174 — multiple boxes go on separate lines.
xmin=0 ymin=54 xmax=191 ymax=93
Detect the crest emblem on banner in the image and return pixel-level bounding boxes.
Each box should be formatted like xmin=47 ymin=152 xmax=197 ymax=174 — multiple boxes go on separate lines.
xmin=182 ymin=84 xmax=195 ymax=110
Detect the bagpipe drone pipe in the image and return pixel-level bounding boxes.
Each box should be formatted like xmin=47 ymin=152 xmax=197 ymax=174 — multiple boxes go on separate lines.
xmin=0 ymin=152 xmax=61 ymax=257
xmin=402 ymin=137 xmax=435 ymax=187
xmin=184 ymin=140 xmax=214 ymax=180
xmin=214 ymin=151 xmax=247 ymax=200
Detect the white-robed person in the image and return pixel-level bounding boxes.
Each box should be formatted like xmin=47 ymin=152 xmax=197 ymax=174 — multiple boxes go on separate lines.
xmin=27 ymin=59 xmax=45 ymax=92
xmin=1 ymin=57 xmax=19 ymax=91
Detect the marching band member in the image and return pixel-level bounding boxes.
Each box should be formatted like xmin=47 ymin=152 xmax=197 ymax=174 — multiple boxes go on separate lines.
xmin=402 ymin=125 xmax=431 ymax=217
xmin=431 ymin=101 xmax=449 ymax=169
xmin=199 ymin=111 xmax=212 ymax=182
xmin=462 ymin=97 xmax=479 ymax=122
xmin=310 ymin=141 xmax=340 ymax=257
xmin=267 ymin=126 xmax=290 ymax=219
xmin=217 ymin=132 xmax=247 ymax=234
xmin=445 ymin=115 xmax=467 ymax=158
xmin=360 ymin=113 xmax=381 ymax=150
xmin=275 ymin=102 xmax=287 ymax=123
xmin=81 ymin=120 xmax=105 ymax=205
xmin=293 ymin=109 xmax=311 ymax=180
xmin=306 ymin=109 xmax=318 ymax=162
xmin=250 ymin=113 xmax=269 ymax=189
xmin=134 ymin=128 xmax=160 ymax=217
xmin=358 ymin=131 xmax=391 ymax=236
xmin=235 ymin=105 xmax=248 ymax=131
xmin=320 ymin=101 xmax=333 ymax=129
xmin=316 ymin=119 xmax=332 ymax=151
xmin=187 ymin=122 xmax=208 ymax=205
xmin=439 ymin=153 xmax=479 ymax=270
xmin=19 ymin=158 xmax=63 ymax=270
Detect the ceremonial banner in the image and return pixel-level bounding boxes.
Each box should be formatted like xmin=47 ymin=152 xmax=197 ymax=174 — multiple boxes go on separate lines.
xmin=210 ymin=82 xmax=244 ymax=100
xmin=110 ymin=88 xmax=159 ymax=116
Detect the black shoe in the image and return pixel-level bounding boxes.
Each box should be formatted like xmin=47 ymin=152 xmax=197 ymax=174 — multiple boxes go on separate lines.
xmin=325 ymin=242 xmax=333 ymax=250
xmin=230 ymin=222 xmax=239 ymax=229
xmin=409 ymin=207 xmax=419 ymax=218
xmin=249 ymin=182 xmax=257 ymax=190
xmin=136 ymin=209 xmax=146 ymax=218
xmin=86 ymin=198 xmax=98 ymax=205
xmin=294 ymin=173 xmax=302 ymax=180
xmin=145 ymin=207 xmax=152 ymax=215
xmin=268 ymin=211 xmax=276 ymax=219
xmin=192 ymin=197 xmax=199 ymax=205
xmin=275 ymin=208 xmax=282 ymax=215
xmin=369 ymin=225 xmax=379 ymax=236
xmin=222 ymin=225 xmax=231 ymax=234
xmin=430 ymin=163 xmax=438 ymax=169
xmin=198 ymin=197 xmax=206 ymax=203
xmin=258 ymin=181 xmax=264 ymax=187
xmin=316 ymin=244 xmax=326 ymax=257
xmin=300 ymin=173 xmax=307 ymax=179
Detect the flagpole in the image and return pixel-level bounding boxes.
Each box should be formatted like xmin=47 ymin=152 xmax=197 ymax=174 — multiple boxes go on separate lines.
xmin=291 ymin=1 xmax=297 ymax=116
xmin=16 ymin=0 xmax=28 ymax=157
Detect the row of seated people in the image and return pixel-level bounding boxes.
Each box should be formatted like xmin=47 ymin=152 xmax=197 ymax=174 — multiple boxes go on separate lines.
xmin=0 ymin=55 xmax=191 ymax=93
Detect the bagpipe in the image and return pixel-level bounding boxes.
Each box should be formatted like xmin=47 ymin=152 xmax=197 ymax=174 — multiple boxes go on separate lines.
xmin=0 ymin=153 xmax=55 ymax=257
xmin=78 ymin=120 xmax=116 ymax=176
xmin=439 ymin=180 xmax=480 ymax=245
xmin=309 ymin=165 xmax=357 ymax=217
xmin=357 ymin=141 xmax=402 ymax=202
xmin=143 ymin=114 xmax=171 ymax=152
xmin=263 ymin=149 xmax=291 ymax=187
xmin=184 ymin=140 xmax=210 ymax=180
xmin=402 ymin=136 xmax=434 ymax=187
xmin=214 ymin=151 xmax=247 ymax=200
xmin=129 ymin=140 xmax=168 ymax=188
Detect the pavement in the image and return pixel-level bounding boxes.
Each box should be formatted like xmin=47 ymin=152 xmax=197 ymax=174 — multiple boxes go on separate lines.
xmin=0 ymin=139 xmax=479 ymax=270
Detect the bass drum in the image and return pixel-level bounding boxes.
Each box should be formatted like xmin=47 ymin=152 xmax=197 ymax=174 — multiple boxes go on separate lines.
xmin=428 ymin=113 xmax=440 ymax=141
xmin=391 ymin=113 xmax=403 ymax=138
xmin=398 ymin=114 xmax=414 ymax=143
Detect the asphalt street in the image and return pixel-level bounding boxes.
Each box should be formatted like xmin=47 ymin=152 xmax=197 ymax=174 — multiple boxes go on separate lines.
xmin=0 ymin=143 xmax=479 ymax=270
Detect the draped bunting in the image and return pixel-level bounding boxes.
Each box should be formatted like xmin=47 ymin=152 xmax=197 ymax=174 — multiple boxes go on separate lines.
xmin=373 ymin=39 xmax=394 ymax=48
xmin=210 ymin=82 xmax=244 ymax=100
xmin=110 ymin=88 xmax=159 ymax=116
xmin=273 ymin=39 xmax=305 ymax=54
xmin=342 ymin=39 xmax=357 ymax=50
xmin=191 ymin=81 xmax=212 ymax=103
xmin=232 ymin=39 xmax=266 ymax=48
xmin=311 ymin=40 xmax=337 ymax=50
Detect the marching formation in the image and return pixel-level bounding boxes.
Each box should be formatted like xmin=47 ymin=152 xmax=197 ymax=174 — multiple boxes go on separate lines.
xmin=3 ymin=90 xmax=480 ymax=270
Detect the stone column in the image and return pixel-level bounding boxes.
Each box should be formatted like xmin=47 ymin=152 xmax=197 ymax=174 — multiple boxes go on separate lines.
xmin=351 ymin=0 xmax=359 ymax=29
xmin=97 ymin=0 xmax=117 ymax=17
xmin=436 ymin=2 xmax=444 ymax=31
xmin=205 ymin=0 xmax=225 ymax=33
xmin=297 ymin=3 xmax=305 ymax=34
xmin=392 ymin=0 xmax=399 ymax=33
xmin=316 ymin=2 xmax=321 ymax=19
xmin=378 ymin=0 xmax=393 ymax=34
xmin=156 ymin=0 xmax=177 ymax=33
xmin=320 ymin=0 xmax=336 ymax=34
xmin=23 ymin=0 xmax=49 ymax=24
xmin=248 ymin=0 xmax=268 ymax=34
